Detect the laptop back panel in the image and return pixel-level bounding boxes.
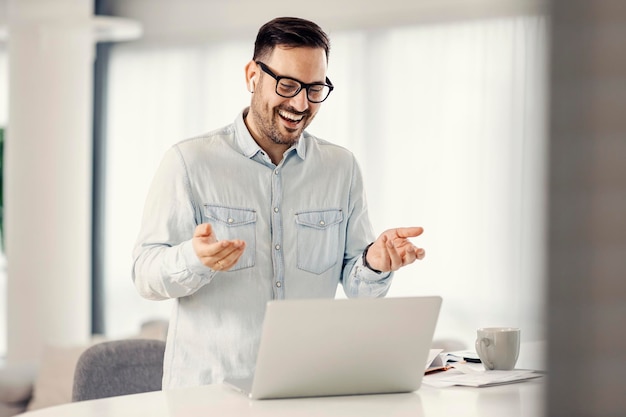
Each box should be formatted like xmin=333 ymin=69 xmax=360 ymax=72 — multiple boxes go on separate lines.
xmin=247 ymin=296 xmax=442 ymax=399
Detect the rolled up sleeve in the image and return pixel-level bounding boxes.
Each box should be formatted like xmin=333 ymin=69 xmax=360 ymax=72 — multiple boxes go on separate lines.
xmin=132 ymin=145 xmax=215 ymax=300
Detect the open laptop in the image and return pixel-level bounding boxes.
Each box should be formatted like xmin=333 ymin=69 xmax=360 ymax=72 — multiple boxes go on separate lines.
xmin=224 ymin=295 xmax=442 ymax=400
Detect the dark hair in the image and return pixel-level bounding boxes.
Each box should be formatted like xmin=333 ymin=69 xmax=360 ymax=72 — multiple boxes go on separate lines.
xmin=253 ymin=17 xmax=331 ymax=62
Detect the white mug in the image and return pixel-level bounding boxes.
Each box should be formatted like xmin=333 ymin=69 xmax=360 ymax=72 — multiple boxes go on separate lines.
xmin=475 ymin=327 xmax=520 ymax=370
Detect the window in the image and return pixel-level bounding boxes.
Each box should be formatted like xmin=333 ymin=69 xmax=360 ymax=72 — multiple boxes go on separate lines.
xmin=105 ymin=16 xmax=547 ymax=348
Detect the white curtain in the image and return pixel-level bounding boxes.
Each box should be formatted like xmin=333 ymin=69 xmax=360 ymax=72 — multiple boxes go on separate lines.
xmin=105 ymin=16 xmax=547 ymax=348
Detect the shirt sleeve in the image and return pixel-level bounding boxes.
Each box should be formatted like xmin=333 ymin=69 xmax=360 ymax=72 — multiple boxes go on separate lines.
xmin=340 ymin=156 xmax=393 ymax=298
xmin=343 ymin=255 xmax=393 ymax=298
xmin=132 ymin=145 xmax=216 ymax=301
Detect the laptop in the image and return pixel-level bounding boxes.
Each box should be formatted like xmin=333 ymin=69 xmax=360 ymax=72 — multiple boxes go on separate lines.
xmin=224 ymin=295 xmax=442 ymax=400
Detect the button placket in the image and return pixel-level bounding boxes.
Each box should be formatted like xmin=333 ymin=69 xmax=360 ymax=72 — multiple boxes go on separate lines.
xmin=270 ymin=164 xmax=285 ymax=299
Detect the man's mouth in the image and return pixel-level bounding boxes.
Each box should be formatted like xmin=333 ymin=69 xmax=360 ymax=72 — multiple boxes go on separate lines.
xmin=278 ymin=109 xmax=304 ymax=125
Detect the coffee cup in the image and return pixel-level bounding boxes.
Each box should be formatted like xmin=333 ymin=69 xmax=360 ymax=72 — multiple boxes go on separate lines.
xmin=475 ymin=327 xmax=520 ymax=370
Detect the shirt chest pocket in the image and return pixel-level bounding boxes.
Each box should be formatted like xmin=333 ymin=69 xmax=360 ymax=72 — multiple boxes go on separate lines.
xmin=203 ymin=205 xmax=256 ymax=272
xmin=295 ymin=209 xmax=343 ymax=275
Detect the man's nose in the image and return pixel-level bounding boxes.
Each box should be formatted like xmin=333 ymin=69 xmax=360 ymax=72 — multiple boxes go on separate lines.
xmin=289 ymin=88 xmax=309 ymax=112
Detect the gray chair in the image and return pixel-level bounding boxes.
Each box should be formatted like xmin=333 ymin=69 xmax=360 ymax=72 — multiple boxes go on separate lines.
xmin=72 ymin=339 xmax=166 ymax=402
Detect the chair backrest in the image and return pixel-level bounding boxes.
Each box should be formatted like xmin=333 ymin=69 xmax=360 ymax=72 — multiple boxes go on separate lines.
xmin=72 ymin=339 xmax=166 ymax=402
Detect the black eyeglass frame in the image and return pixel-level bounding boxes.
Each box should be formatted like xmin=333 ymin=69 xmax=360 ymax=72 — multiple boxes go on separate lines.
xmin=255 ymin=61 xmax=334 ymax=103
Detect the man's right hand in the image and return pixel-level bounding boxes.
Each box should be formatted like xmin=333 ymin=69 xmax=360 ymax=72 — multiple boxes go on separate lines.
xmin=192 ymin=223 xmax=246 ymax=271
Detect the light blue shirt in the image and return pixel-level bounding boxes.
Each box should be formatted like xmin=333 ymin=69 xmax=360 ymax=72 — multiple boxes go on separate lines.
xmin=132 ymin=109 xmax=392 ymax=389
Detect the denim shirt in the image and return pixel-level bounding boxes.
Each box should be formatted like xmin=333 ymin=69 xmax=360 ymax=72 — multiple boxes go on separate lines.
xmin=132 ymin=109 xmax=392 ymax=389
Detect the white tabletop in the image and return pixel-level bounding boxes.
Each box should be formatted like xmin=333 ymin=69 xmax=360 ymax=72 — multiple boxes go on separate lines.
xmin=21 ymin=378 xmax=545 ymax=417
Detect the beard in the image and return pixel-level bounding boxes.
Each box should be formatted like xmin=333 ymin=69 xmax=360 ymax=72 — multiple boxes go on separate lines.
xmin=249 ymin=98 xmax=315 ymax=147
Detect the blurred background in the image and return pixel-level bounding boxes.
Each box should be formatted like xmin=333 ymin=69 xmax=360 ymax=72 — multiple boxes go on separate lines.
xmin=3 ymin=1 xmax=625 ymax=416
xmin=0 ymin=0 xmax=548 ymax=357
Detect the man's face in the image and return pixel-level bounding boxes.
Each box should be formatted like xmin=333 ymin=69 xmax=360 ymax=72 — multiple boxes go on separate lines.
xmin=248 ymin=46 xmax=327 ymax=147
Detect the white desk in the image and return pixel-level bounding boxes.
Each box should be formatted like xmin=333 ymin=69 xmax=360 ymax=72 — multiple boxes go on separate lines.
xmin=20 ymin=378 xmax=545 ymax=417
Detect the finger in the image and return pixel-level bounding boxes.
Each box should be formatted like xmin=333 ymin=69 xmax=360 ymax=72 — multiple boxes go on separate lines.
xmin=216 ymin=244 xmax=247 ymax=271
xmin=204 ymin=241 xmax=241 ymax=260
xmin=197 ymin=239 xmax=231 ymax=260
xmin=215 ymin=240 xmax=246 ymax=261
xmin=213 ymin=259 xmax=225 ymax=271
xmin=207 ymin=241 xmax=246 ymax=270
xmin=392 ymin=227 xmax=424 ymax=239
xmin=399 ymin=245 xmax=425 ymax=266
xmin=385 ymin=238 xmax=404 ymax=271
xmin=402 ymin=245 xmax=418 ymax=265
xmin=390 ymin=237 xmax=414 ymax=252
xmin=194 ymin=223 xmax=214 ymax=238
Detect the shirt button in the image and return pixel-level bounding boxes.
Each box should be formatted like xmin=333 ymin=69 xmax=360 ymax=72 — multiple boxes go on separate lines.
xmin=227 ymin=218 xmax=234 ymax=224
xmin=275 ymin=244 xmax=281 ymax=250
xmin=273 ymin=207 xmax=279 ymax=213
xmin=274 ymin=169 xmax=279 ymax=175
xmin=276 ymin=282 xmax=282 ymax=288
xmin=319 ymin=220 xmax=325 ymax=226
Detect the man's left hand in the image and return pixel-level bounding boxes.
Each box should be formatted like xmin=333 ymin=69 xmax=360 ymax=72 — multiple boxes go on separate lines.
xmin=365 ymin=227 xmax=426 ymax=273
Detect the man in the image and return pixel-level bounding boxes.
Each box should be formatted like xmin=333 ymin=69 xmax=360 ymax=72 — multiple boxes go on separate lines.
xmin=132 ymin=16 xmax=426 ymax=390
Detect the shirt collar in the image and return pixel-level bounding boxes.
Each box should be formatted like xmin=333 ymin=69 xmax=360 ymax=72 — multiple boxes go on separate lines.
xmin=234 ymin=108 xmax=307 ymax=161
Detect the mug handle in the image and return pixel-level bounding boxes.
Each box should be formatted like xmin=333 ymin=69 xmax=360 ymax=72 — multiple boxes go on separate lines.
xmin=475 ymin=337 xmax=494 ymax=370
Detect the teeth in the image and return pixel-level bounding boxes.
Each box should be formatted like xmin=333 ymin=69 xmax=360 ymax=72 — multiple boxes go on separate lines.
xmin=278 ymin=110 xmax=303 ymax=122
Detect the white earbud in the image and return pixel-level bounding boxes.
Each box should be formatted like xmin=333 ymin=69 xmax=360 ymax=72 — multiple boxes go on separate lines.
xmin=249 ymin=76 xmax=256 ymax=93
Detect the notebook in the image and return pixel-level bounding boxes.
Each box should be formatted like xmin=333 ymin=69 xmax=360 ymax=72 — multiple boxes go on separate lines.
xmin=224 ymin=295 xmax=442 ymax=400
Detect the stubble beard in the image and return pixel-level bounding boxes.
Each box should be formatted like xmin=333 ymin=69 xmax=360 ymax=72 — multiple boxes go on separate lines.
xmin=250 ymin=101 xmax=313 ymax=147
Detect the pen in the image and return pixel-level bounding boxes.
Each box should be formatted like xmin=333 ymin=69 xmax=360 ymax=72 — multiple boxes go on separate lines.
xmin=424 ymin=365 xmax=452 ymax=375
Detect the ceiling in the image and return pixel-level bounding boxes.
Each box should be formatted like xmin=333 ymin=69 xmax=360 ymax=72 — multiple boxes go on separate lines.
xmin=0 ymin=0 xmax=546 ymax=45
xmin=109 ymin=0 xmax=546 ymax=44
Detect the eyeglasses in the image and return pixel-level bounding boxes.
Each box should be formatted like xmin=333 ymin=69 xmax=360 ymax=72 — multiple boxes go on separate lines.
xmin=255 ymin=61 xmax=334 ymax=103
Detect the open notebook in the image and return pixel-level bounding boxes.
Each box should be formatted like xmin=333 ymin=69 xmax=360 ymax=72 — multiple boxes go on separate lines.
xmin=224 ymin=296 xmax=442 ymax=399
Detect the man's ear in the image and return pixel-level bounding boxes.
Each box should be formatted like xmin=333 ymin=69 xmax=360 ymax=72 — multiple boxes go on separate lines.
xmin=245 ymin=61 xmax=258 ymax=93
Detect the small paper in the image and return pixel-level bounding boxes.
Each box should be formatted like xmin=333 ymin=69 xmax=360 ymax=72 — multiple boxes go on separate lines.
xmin=424 ymin=349 xmax=454 ymax=375
xmin=423 ymin=363 xmax=543 ymax=388
xmin=425 ymin=349 xmax=444 ymax=370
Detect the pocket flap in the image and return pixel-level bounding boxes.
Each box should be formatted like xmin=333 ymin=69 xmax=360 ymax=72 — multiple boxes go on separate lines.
xmin=204 ymin=205 xmax=257 ymax=226
xmin=295 ymin=209 xmax=343 ymax=230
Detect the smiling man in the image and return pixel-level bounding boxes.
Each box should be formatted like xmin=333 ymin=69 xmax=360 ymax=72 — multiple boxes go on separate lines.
xmin=245 ymin=47 xmax=328 ymax=161
xmin=132 ymin=17 xmax=426 ymax=390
